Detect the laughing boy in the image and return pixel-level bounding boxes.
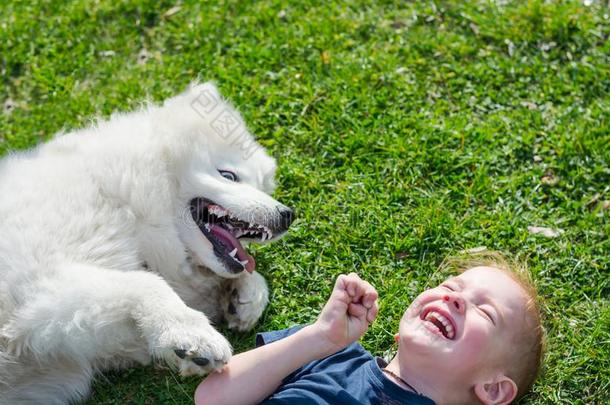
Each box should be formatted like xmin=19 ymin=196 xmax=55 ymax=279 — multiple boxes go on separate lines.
xmin=195 ymin=253 xmax=544 ymax=404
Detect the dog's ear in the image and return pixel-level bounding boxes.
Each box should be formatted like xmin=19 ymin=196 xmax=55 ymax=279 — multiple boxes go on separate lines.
xmin=188 ymin=81 xmax=222 ymax=101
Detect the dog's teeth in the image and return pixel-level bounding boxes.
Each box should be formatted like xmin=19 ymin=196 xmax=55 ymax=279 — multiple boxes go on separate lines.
xmin=229 ymin=248 xmax=237 ymax=258
xmin=210 ymin=206 xmax=228 ymax=218
xmin=239 ymin=259 xmax=249 ymax=266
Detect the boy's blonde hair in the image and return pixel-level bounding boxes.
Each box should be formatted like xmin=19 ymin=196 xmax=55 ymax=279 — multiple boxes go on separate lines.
xmin=438 ymin=250 xmax=545 ymax=400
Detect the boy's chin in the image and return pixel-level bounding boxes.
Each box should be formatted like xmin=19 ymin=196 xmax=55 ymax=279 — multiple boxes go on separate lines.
xmin=400 ymin=319 xmax=453 ymax=350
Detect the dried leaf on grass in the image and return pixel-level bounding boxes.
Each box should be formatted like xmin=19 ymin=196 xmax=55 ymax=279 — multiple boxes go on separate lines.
xmin=528 ymin=226 xmax=564 ymax=238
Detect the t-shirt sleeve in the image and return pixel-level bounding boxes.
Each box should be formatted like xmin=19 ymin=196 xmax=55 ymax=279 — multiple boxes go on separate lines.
xmin=255 ymin=325 xmax=305 ymax=348
xmin=254 ymin=325 xmax=308 ymax=392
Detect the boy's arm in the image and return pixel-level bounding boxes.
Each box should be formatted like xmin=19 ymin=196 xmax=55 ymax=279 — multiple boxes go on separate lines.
xmin=194 ymin=273 xmax=379 ymax=405
xmin=194 ymin=324 xmax=337 ymax=405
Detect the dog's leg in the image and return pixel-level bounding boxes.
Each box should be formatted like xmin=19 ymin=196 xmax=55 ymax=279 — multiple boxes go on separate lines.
xmin=2 ymin=264 xmax=232 ymax=383
xmin=221 ymin=271 xmax=269 ymax=331
xmin=0 ymin=356 xmax=94 ymax=405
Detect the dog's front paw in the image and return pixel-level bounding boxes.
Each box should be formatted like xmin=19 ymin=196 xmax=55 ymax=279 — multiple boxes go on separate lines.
xmin=222 ymin=271 xmax=269 ymax=332
xmin=149 ymin=308 xmax=232 ymax=376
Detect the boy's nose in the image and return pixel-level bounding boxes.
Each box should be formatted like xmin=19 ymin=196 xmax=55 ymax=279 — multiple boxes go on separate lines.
xmin=443 ymin=293 xmax=465 ymax=314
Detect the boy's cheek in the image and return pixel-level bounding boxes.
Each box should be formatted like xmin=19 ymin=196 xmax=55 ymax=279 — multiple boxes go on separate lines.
xmin=405 ymin=292 xmax=441 ymax=317
xmin=403 ymin=302 xmax=422 ymax=319
xmin=401 ymin=296 xmax=426 ymax=321
xmin=457 ymin=323 xmax=493 ymax=360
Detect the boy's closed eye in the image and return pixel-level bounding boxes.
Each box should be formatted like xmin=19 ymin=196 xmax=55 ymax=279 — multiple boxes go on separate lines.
xmin=442 ymin=281 xmax=497 ymax=325
xmin=477 ymin=305 xmax=496 ymax=325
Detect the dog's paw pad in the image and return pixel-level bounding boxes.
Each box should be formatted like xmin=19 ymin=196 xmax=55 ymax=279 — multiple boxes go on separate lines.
xmin=172 ymin=347 xmax=216 ymax=369
xmin=148 ymin=309 xmax=232 ymax=376
xmin=169 ymin=344 xmax=230 ymax=376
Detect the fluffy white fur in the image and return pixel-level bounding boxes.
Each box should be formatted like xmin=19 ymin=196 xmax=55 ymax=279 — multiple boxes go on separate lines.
xmin=0 ymin=82 xmax=292 ymax=404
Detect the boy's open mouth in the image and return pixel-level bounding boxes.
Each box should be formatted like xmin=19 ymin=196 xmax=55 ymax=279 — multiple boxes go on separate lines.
xmin=420 ymin=307 xmax=457 ymax=340
xmin=190 ymin=198 xmax=274 ymax=274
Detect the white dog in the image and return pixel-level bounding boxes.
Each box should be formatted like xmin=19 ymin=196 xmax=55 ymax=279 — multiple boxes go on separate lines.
xmin=0 ymin=82 xmax=294 ymax=404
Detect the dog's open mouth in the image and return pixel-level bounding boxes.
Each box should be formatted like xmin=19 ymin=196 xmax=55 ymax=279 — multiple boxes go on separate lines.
xmin=190 ymin=198 xmax=273 ymax=274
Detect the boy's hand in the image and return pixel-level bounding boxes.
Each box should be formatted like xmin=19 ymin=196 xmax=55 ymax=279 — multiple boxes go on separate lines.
xmin=195 ymin=274 xmax=378 ymax=405
xmin=313 ymin=273 xmax=379 ymax=354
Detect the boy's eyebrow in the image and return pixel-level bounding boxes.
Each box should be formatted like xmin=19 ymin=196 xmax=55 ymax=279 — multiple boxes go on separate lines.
xmin=450 ymin=277 xmax=465 ymax=289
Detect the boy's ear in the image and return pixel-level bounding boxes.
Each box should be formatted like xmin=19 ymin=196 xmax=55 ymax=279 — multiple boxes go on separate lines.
xmin=474 ymin=375 xmax=518 ymax=405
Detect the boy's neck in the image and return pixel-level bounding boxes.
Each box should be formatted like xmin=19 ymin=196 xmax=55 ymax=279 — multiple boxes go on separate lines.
xmin=386 ymin=355 xmax=469 ymax=405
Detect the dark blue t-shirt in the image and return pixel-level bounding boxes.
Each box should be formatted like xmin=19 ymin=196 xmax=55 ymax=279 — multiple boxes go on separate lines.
xmin=256 ymin=326 xmax=435 ymax=405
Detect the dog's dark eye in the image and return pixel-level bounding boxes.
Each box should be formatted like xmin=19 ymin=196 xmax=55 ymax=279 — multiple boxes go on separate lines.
xmin=218 ymin=170 xmax=238 ymax=182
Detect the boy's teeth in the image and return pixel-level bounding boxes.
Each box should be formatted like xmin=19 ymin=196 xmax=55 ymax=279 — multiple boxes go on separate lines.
xmin=424 ymin=310 xmax=455 ymax=339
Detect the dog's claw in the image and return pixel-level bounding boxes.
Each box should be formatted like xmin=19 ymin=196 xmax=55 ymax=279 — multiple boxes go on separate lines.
xmin=174 ymin=349 xmax=187 ymax=359
xmin=192 ymin=357 xmax=210 ymax=366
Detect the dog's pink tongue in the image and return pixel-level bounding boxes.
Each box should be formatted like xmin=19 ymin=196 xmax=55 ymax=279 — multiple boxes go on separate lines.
xmin=210 ymin=225 xmax=255 ymax=273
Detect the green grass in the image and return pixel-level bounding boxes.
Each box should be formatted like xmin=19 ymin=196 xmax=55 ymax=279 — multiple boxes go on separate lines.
xmin=1 ymin=0 xmax=609 ymax=403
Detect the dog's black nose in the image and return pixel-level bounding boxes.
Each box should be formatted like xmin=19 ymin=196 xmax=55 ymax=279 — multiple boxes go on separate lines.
xmin=279 ymin=207 xmax=295 ymax=230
